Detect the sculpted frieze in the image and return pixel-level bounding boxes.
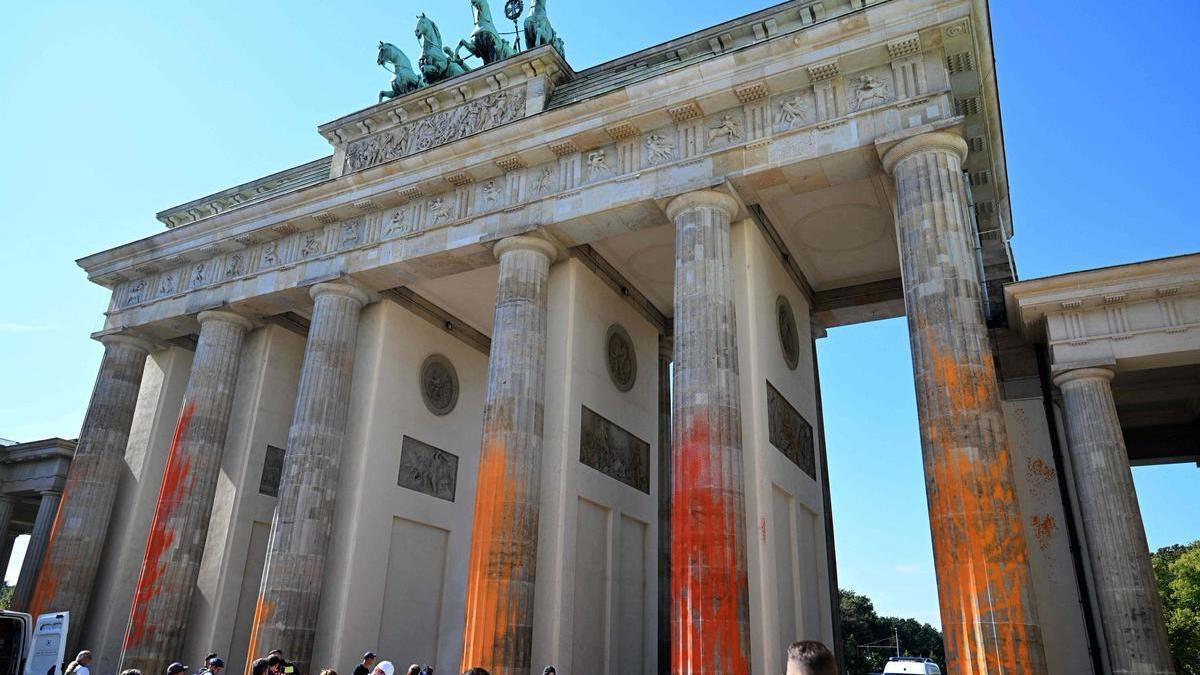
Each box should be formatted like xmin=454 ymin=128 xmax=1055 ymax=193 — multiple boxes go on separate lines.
xmin=344 ymin=86 xmax=528 ymax=173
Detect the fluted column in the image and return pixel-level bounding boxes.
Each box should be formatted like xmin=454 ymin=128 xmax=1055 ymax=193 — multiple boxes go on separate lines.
xmin=1054 ymin=367 xmax=1173 ymax=674
xmin=667 ymin=190 xmax=751 ymax=675
xmin=460 ymin=235 xmax=557 ymax=675
xmin=882 ymin=131 xmax=1047 ymax=673
xmin=29 ymin=333 xmax=152 ymax=622
xmin=120 ymin=310 xmax=253 ymax=674
xmin=246 ymin=281 xmax=369 ymax=675
xmin=11 ymin=490 xmax=62 ymax=610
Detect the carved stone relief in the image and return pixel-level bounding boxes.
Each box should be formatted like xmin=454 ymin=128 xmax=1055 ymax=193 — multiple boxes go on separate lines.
xmin=645 ymin=132 xmax=676 ymax=164
xmin=579 ymin=405 xmax=649 ymax=493
xmin=420 ymin=353 xmax=459 ymax=416
xmin=344 ymin=86 xmax=528 ymax=173
xmin=258 ymin=444 xmax=286 ymax=497
xmin=605 ymin=324 xmax=637 ymax=392
xmin=766 ymin=381 xmax=815 ymax=479
xmin=397 ymin=435 xmax=459 ymax=501
xmin=849 ymin=72 xmax=893 ymax=111
xmin=777 ymin=295 xmax=800 ymax=370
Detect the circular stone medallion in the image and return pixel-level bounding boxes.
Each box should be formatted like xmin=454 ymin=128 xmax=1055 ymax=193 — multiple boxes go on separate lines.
xmin=776 ymin=295 xmax=800 ymax=370
xmin=605 ymin=324 xmax=637 ymax=392
xmin=420 ymin=354 xmax=459 ymax=416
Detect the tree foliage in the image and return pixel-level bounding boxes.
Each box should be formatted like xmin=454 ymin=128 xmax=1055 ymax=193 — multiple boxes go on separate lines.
xmin=839 ymin=589 xmax=944 ymax=674
xmin=1153 ymin=540 xmax=1200 ymax=675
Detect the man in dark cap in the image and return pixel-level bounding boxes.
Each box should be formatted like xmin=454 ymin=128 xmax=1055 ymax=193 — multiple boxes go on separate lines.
xmin=353 ymin=652 xmax=376 ymax=675
xmin=167 ymin=663 xmax=190 ymax=675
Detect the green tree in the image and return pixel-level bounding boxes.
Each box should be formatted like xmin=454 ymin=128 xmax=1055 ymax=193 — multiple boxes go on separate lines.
xmin=0 ymin=584 xmax=11 ymax=611
xmin=1153 ymin=540 xmax=1200 ymax=675
xmin=839 ymin=589 xmax=945 ymax=674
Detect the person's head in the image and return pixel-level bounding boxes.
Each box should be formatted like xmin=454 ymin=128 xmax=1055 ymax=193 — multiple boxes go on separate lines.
xmin=542 ymin=667 xmax=555 ymax=675
xmin=362 ymin=653 xmax=376 ymax=668
xmin=406 ymin=665 xmax=420 ymax=675
xmin=418 ymin=667 xmax=433 ymax=675
xmin=319 ymin=670 xmax=338 ymax=675
xmin=267 ymin=655 xmax=282 ymax=673
xmin=251 ymin=659 xmax=270 ymax=675
xmin=372 ymin=661 xmax=395 ymax=675
xmin=207 ymin=657 xmax=225 ymax=675
xmin=121 ymin=670 xmax=142 ymax=675
xmin=167 ymin=663 xmax=190 ymax=675
xmin=785 ymin=641 xmax=836 ymax=675
xmin=75 ymin=651 xmax=93 ymax=666
xmin=462 ymin=668 xmax=490 ymax=675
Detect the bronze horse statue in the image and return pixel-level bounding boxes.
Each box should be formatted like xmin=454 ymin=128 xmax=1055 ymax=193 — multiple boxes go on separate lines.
xmin=456 ymin=0 xmax=517 ymax=65
xmin=377 ymin=41 xmax=424 ymax=101
xmin=415 ymin=13 xmax=471 ymax=85
xmin=524 ymin=0 xmax=565 ymax=56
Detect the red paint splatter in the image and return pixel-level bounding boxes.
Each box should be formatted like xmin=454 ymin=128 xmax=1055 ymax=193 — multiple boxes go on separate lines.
xmin=671 ymin=411 xmax=750 ymax=675
xmin=1026 ymin=457 xmax=1056 ymax=497
xmin=1030 ymin=514 xmax=1057 ymax=552
xmin=124 ymin=402 xmax=195 ymax=649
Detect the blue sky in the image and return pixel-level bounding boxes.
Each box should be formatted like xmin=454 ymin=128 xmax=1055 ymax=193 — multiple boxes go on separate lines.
xmin=1 ymin=0 xmax=1197 ymax=624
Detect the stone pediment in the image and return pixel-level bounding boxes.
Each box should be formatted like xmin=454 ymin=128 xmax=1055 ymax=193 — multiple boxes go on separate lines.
xmin=318 ymin=45 xmax=573 ymax=178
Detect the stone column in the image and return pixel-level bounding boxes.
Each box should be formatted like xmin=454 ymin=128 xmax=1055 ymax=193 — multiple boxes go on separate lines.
xmin=881 ymin=131 xmax=1047 ymax=673
xmin=460 ymin=235 xmax=556 ymax=675
xmin=666 ymin=190 xmax=751 ymax=675
xmin=120 ymin=310 xmax=253 ymax=674
xmin=246 ymin=281 xmax=369 ymax=675
xmin=28 ymin=333 xmax=152 ymax=621
xmin=0 ymin=498 xmax=15 ymax=568
xmin=11 ymin=490 xmax=61 ymax=610
xmin=1054 ymin=367 xmax=1173 ymax=674
xmin=656 ymin=336 xmax=672 ymax=675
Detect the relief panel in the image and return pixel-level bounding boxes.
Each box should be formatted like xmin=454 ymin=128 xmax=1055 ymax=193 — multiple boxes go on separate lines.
xmin=579 ymin=406 xmax=650 ymax=493
xmin=397 ymin=436 xmax=459 ymax=501
xmin=766 ymin=381 xmax=815 ymax=479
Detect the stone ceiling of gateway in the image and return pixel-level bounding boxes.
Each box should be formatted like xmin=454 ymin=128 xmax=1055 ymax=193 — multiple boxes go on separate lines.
xmin=79 ymin=0 xmax=1010 ymax=340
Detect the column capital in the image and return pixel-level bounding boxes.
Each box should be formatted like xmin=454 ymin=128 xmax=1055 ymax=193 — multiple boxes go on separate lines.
xmin=493 ymin=234 xmax=560 ymax=263
xmin=310 ymin=281 xmax=370 ymax=307
xmin=1052 ymin=366 xmax=1115 ymax=388
xmin=37 ymin=489 xmax=62 ymax=499
xmin=665 ymin=189 xmax=739 ymax=222
xmin=880 ymin=130 xmax=968 ymax=176
xmin=97 ymin=332 xmax=154 ymax=354
xmin=196 ymin=309 xmax=255 ymax=332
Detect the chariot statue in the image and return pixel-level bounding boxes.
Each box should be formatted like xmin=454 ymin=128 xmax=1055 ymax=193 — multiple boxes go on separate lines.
xmin=373 ymin=1 xmax=564 ymax=100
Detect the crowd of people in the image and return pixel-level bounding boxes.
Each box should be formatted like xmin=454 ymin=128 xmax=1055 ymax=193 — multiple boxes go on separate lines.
xmin=60 ymin=638 xmax=837 ymax=675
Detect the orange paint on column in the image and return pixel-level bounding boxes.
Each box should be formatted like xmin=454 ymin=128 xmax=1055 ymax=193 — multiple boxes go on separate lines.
xmin=124 ymin=401 xmax=194 ymax=649
xmin=670 ymin=412 xmax=750 ymax=675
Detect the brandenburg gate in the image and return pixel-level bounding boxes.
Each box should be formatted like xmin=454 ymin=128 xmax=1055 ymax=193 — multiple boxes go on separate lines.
xmin=22 ymin=0 xmax=1186 ymax=674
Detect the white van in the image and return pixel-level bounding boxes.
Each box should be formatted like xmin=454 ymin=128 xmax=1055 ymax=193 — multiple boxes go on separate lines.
xmin=882 ymin=656 xmax=942 ymax=674
xmin=0 ymin=611 xmax=33 ymax=675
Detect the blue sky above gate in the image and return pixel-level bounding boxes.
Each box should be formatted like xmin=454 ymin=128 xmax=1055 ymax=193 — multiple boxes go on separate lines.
xmin=1 ymin=0 xmax=1197 ymax=624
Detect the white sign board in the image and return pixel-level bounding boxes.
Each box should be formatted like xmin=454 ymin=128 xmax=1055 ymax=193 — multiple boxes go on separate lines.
xmin=24 ymin=613 xmax=68 ymax=675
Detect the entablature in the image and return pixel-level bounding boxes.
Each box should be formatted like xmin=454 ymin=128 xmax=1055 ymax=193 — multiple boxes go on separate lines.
xmin=80 ymin=0 xmax=1007 ymax=341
